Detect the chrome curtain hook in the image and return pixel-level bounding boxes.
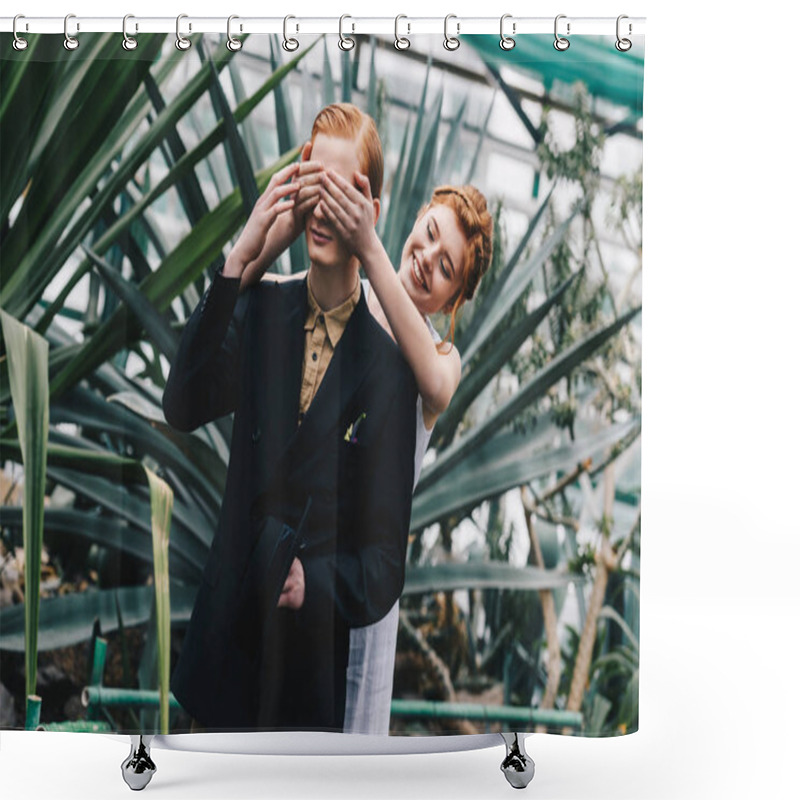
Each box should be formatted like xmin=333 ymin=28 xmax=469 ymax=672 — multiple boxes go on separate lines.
xmin=339 ymin=15 xmax=355 ymax=51
xmin=227 ymin=15 xmax=242 ymax=51
xmin=282 ymin=15 xmax=299 ymax=52
xmin=554 ymin=14 xmax=570 ymax=51
xmin=12 ymin=14 xmax=29 ymax=51
xmin=64 ymin=13 xmax=79 ymax=51
xmin=444 ymin=14 xmax=460 ymax=51
xmin=122 ymin=15 xmax=138 ymax=51
xmin=615 ymin=14 xmax=632 ymax=52
xmin=175 ymin=14 xmax=191 ymax=51
xmin=499 ymin=14 xmax=515 ymax=51
xmin=394 ymin=14 xmax=410 ymax=51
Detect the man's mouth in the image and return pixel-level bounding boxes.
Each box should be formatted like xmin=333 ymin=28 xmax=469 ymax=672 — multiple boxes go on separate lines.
xmin=412 ymin=253 xmax=428 ymax=291
xmin=310 ymin=226 xmax=333 ymax=246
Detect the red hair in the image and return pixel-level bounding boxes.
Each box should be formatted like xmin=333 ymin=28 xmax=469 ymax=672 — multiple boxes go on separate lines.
xmin=310 ymin=103 xmax=383 ymax=200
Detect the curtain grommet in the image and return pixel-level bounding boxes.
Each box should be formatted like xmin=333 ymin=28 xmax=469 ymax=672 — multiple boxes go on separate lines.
xmin=64 ymin=13 xmax=79 ymax=51
xmin=615 ymin=15 xmax=633 ymax=52
xmin=339 ymin=15 xmax=355 ymax=51
xmin=175 ymin=14 xmax=192 ymax=51
xmin=282 ymin=15 xmax=299 ymax=52
xmin=554 ymin=14 xmax=570 ymax=51
xmin=444 ymin=14 xmax=460 ymax=51
xmin=122 ymin=14 xmax=138 ymax=51
xmin=227 ymin=15 xmax=243 ymax=52
xmin=12 ymin=15 xmax=29 ymax=51
xmin=499 ymin=14 xmax=515 ymax=51
xmin=394 ymin=15 xmax=410 ymax=51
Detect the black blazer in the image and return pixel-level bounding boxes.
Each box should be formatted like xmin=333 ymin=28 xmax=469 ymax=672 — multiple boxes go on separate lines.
xmin=162 ymin=272 xmax=418 ymax=731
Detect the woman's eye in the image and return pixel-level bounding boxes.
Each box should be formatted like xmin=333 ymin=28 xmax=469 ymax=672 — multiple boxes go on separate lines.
xmin=440 ymin=261 xmax=450 ymax=279
xmin=427 ymin=224 xmax=434 ymax=241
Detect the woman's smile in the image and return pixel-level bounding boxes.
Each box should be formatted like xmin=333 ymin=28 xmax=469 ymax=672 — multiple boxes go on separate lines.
xmin=411 ymin=253 xmax=429 ymax=292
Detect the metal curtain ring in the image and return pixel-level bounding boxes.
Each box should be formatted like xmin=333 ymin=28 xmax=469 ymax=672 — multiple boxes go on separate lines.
xmin=175 ymin=14 xmax=191 ymax=51
xmin=122 ymin=15 xmax=138 ymax=51
xmin=499 ymin=14 xmax=515 ymax=50
xmin=339 ymin=15 xmax=355 ymax=51
xmin=64 ymin=13 xmax=79 ymax=51
xmin=615 ymin=14 xmax=632 ymax=52
xmin=444 ymin=14 xmax=460 ymax=51
xmin=282 ymin=15 xmax=299 ymax=51
xmin=12 ymin=15 xmax=28 ymax=51
xmin=394 ymin=15 xmax=410 ymax=51
xmin=227 ymin=15 xmax=242 ymax=51
xmin=554 ymin=14 xmax=570 ymax=51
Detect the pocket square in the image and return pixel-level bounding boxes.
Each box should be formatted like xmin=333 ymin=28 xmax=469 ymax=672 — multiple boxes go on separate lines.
xmin=344 ymin=411 xmax=367 ymax=444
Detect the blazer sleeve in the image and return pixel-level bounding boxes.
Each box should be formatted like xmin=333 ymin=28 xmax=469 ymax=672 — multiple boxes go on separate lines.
xmin=300 ymin=357 xmax=418 ymax=629
xmin=162 ymin=268 xmax=250 ymax=432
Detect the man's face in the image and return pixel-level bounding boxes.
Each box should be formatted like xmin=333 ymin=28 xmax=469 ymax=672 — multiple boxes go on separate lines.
xmin=304 ymin=134 xmax=362 ymax=270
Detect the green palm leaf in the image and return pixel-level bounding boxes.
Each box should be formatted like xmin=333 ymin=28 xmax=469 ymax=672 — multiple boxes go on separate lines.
xmin=0 ymin=311 xmax=49 ymax=697
xmin=0 ymin=507 xmax=198 ymax=583
xmin=436 ymin=267 xmax=582 ymax=445
xmin=403 ymin=562 xmax=578 ymax=595
xmin=458 ymin=186 xmax=554 ymax=356
xmin=144 ymin=467 xmax=173 ymax=734
xmin=0 ymin=585 xmax=196 ymax=653
xmin=83 ymin=245 xmax=178 ymax=362
xmin=461 ymin=204 xmax=579 ymax=364
xmin=47 ymin=151 xmax=300 ymax=400
xmin=1 ymin=33 xmax=168 ymax=315
xmin=418 ymin=306 xmax=641 ymax=493
xmin=413 ymin=417 xmax=640 ymax=531
xmin=201 ymin=38 xmax=259 ymax=213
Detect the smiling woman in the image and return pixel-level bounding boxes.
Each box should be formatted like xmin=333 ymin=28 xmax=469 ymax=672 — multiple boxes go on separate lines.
xmin=318 ymin=180 xmax=493 ymax=428
xmin=401 ymin=204 xmax=468 ymax=317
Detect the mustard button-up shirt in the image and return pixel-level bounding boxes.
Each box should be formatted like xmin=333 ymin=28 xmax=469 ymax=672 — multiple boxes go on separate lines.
xmin=298 ymin=278 xmax=361 ymax=424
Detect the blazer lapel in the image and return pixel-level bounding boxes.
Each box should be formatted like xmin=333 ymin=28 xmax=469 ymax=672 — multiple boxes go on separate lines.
xmin=291 ymin=290 xmax=378 ymax=453
xmin=263 ymin=279 xmax=306 ymax=456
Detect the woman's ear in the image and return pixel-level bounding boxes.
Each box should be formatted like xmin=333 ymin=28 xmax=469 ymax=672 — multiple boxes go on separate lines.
xmin=372 ymin=197 xmax=381 ymax=227
xmin=300 ymin=141 xmax=313 ymax=162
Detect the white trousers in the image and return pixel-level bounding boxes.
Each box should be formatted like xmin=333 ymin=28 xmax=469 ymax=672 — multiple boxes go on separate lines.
xmin=343 ymin=599 xmax=400 ymax=734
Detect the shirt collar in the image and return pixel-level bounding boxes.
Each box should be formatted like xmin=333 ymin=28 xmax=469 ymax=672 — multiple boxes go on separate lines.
xmin=305 ymin=277 xmax=362 ymax=348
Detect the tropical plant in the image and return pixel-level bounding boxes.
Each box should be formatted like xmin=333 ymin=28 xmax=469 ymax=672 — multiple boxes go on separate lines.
xmin=0 ymin=31 xmax=316 ymax=729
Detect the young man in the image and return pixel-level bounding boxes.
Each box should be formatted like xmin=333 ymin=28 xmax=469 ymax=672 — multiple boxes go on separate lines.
xmin=162 ymin=104 xmax=417 ymax=732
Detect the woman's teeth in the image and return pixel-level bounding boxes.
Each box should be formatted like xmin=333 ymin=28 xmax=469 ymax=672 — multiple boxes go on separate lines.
xmin=413 ymin=255 xmax=427 ymax=290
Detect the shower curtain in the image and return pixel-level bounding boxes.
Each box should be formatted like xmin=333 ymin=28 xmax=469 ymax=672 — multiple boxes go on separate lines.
xmin=0 ymin=25 xmax=644 ymax=740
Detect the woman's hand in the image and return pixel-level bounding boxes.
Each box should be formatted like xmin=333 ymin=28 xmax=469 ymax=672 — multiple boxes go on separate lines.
xmin=238 ymin=161 xmax=325 ymax=288
xmin=263 ymin=161 xmax=325 ymax=260
xmin=225 ymin=163 xmax=301 ymax=279
xmin=319 ymin=170 xmax=381 ymax=264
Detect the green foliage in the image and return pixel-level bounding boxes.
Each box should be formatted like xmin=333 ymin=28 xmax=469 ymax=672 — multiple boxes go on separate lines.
xmin=0 ymin=311 xmax=49 ymax=698
xmin=538 ymin=84 xmax=605 ymax=193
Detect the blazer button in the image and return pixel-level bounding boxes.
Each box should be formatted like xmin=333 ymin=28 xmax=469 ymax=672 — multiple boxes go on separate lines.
xmin=252 ymin=427 xmax=261 ymax=444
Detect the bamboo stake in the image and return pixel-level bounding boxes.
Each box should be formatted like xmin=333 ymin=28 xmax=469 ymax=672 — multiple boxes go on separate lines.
xmin=25 ymin=695 xmax=41 ymax=731
xmin=562 ymin=462 xmax=619 ymax=734
xmin=521 ymin=487 xmax=562 ymax=732
xmin=398 ymin=611 xmax=478 ymax=735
